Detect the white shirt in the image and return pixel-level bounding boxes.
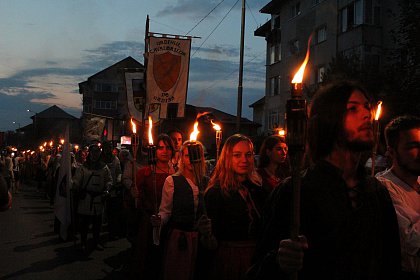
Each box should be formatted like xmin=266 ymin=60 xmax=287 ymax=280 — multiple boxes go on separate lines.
xmin=376 ymin=169 xmax=420 ymax=275
xmin=159 ymin=175 xmax=200 ymax=226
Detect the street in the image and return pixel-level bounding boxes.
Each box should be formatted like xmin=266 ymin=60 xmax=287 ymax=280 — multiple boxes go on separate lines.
xmin=0 ymin=181 xmax=131 ymax=280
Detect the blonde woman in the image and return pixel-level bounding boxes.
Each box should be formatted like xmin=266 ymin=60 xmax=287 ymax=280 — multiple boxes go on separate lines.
xmin=203 ymin=134 xmax=264 ymax=280
xmin=157 ymin=140 xmax=208 ymax=280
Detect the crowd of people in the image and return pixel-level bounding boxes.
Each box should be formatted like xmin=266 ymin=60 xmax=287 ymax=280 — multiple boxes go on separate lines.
xmin=1 ymin=79 xmax=419 ymax=280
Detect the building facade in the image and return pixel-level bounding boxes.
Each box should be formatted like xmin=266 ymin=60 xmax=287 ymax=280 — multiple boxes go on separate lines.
xmin=254 ymin=0 xmax=400 ymax=134
xmin=79 ymin=56 xmax=145 ymax=144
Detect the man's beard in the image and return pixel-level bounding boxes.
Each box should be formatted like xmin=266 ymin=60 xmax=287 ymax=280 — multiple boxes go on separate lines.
xmin=396 ymin=154 xmax=420 ymax=177
xmin=344 ymin=138 xmax=374 ymax=152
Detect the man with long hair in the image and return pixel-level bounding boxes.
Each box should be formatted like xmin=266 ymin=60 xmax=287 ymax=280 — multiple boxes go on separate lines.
xmin=250 ymin=81 xmax=402 ymax=279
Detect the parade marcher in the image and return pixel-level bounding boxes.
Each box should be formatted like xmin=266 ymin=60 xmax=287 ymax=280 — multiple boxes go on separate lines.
xmin=130 ymin=133 xmax=175 ymax=279
xmin=168 ymin=129 xmax=184 ymax=172
xmin=1 ymin=147 xmax=14 ymax=192
xmin=257 ymin=135 xmax=290 ymax=193
xmin=120 ymin=148 xmax=138 ymax=245
xmin=203 ymin=134 xmax=265 ymax=280
xmin=0 ymin=175 xmax=12 ymax=211
xmin=156 ymin=140 xmax=209 ymax=280
xmin=101 ymin=141 xmax=123 ymax=240
xmin=376 ymin=115 xmax=420 ymax=278
xmin=249 ymin=80 xmax=402 ymax=280
xmin=12 ymin=152 xmax=23 ymax=194
xmin=72 ymin=144 xmax=113 ymax=253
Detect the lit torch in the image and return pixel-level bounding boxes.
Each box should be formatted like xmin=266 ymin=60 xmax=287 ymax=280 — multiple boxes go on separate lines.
xmin=371 ymin=101 xmax=382 ymax=176
xmin=286 ymin=34 xmax=312 ymax=253
xmin=211 ymin=120 xmax=222 ymax=163
xmin=187 ymin=115 xmax=207 ymax=215
xmin=146 ymin=116 xmax=160 ymax=246
xmin=131 ymin=118 xmax=139 ymax=209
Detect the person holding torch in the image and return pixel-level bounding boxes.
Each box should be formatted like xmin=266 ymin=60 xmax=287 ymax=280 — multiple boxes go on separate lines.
xmin=155 ymin=139 xmax=209 ymax=280
xmin=249 ymin=81 xmax=402 ymax=280
xmin=130 ymin=133 xmax=175 ymax=280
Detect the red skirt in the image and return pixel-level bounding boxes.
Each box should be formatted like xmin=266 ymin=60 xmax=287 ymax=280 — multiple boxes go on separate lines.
xmin=163 ymin=229 xmax=198 ymax=280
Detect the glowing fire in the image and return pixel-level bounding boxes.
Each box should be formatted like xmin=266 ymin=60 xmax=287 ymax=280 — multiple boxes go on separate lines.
xmin=130 ymin=118 xmax=137 ymax=134
xmin=211 ymin=120 xmax=221 ymax=131
xmin=43 ymin=142 xmax=47 ymax=147
xmin=374 ymin=101 xmax=382 ymax=121
xmin=278 ymin=129 xmax=286 ymax=136
xmin=190 ymin=121 xmax=199 ymax=141
xmin=60 ymin=139 xmax=65 ymax=145
xmin=291 ymin=34 xmax=313 ymax=84
xmin=74 ymin=145 xmax=79 ymax=151
xmin=49 ymin=141 xmax=53 ymax=147
xmin=148 ymin=116 xmax=154 ymax=145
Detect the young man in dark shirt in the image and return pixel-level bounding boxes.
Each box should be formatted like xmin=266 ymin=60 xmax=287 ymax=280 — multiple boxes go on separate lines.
xmin=250 ymin=81 xmax=402 ymax=280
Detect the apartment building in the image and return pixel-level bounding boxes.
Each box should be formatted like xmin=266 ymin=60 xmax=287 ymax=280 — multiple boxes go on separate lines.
xmin=253 ymin=0 xmax=400 ymax=134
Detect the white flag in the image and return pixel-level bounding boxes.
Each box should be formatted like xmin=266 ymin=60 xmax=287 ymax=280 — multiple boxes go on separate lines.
xmin=54 ymin=125 xmax=72 ymax=241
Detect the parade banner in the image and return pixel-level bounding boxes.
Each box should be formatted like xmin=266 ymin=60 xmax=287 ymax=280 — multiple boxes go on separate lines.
xmin=125 ymin=72 xmax=145 ymax=123
xmin=146 ymin=35 xmax=191 ymax=119
xmin=83 ymin=116 xmax=106 ymax=141
xmin=54 ymin=125 xmax=72 ymax=241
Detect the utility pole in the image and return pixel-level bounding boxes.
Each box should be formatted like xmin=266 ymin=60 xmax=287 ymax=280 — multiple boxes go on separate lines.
xmin=236 ymin=0 xmax=246 ymax=133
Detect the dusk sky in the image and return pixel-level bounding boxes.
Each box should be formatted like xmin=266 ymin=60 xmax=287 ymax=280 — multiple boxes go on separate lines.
xmin=0 ymin=0 xmax=269 ymax=131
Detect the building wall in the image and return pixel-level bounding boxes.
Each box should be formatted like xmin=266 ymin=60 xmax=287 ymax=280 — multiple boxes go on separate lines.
xmin=255 ymin=0 xmax=400 ymax=135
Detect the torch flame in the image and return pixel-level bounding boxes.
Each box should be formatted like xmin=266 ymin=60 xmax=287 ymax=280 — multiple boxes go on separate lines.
xmin=60 ymin=139 xmax=65 ymax=145
xmin=374 ymin=101 xmax=382 ymax=121
xmin=278 ymin=129 xmax=286 ymax=136
xmin=211 ymin=120 xmax=221 ymax=131
xmin=43 ymin=142 xmax=47 ymax=147
xmin=190 ymin=121 xmax=200 ymax=141
xmin=130 ymin=118 xmax=137 ymax=134
xmin=148 ymin=116 xmax=154 ymax=145
xmin=49 ymin=141 xmax=53 ymax=147
xmin=291 ymin=34 xmax=313 ymax=84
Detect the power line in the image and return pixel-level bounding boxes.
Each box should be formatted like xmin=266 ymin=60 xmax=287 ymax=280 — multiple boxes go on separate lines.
xmin=192 ymin=0 xmax=240 ymax=58
xmin=246 ymin=0 xmax=260 ymax=27
xmin=185 ymin=0 xmax=226 ymax=36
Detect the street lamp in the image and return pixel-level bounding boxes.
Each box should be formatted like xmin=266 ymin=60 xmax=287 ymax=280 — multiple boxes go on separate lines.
xmin=12 ymin=121 xmax=21 ymax=129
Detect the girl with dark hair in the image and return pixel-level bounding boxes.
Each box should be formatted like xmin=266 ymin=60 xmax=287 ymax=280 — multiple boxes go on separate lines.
xmin=257 ymin=135 xmax=290 ymax=192
xmin=130 ymin=133 xmax=175 ymax=279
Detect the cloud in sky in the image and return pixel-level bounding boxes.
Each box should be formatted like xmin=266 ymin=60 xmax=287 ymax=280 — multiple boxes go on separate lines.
xmin=0 ymin=0 xmax=269 ymax=131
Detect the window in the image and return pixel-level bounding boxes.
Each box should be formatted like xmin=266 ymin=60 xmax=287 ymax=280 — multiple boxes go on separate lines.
xmin=95 ymin=83 xmax=118 ymax=92
xmin=340 ymin=0 xmax=364 ymax=33
xmin=290 ymin=2 xmax=301 ymax=18
xmin=289 ymin=39 xmax=300 ymax=56
xmin=317 ymin=66 xmax=325 ymax=83
xmin=270 ymin=43 xmax=281 ymax=64
xmin=269 ymin=76 xmax=281 ymax=96
xmin=316 ymin=26 xmax=327 ymax=43
xmin=269 ymin=110 xmax=280 ymax=130
xmin=94 ymin=100 xmax=117 ymax=110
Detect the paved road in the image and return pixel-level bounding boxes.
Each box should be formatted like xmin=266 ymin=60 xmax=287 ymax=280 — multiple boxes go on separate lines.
xmin=0 ymin=182 xmax=131 ymax=280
